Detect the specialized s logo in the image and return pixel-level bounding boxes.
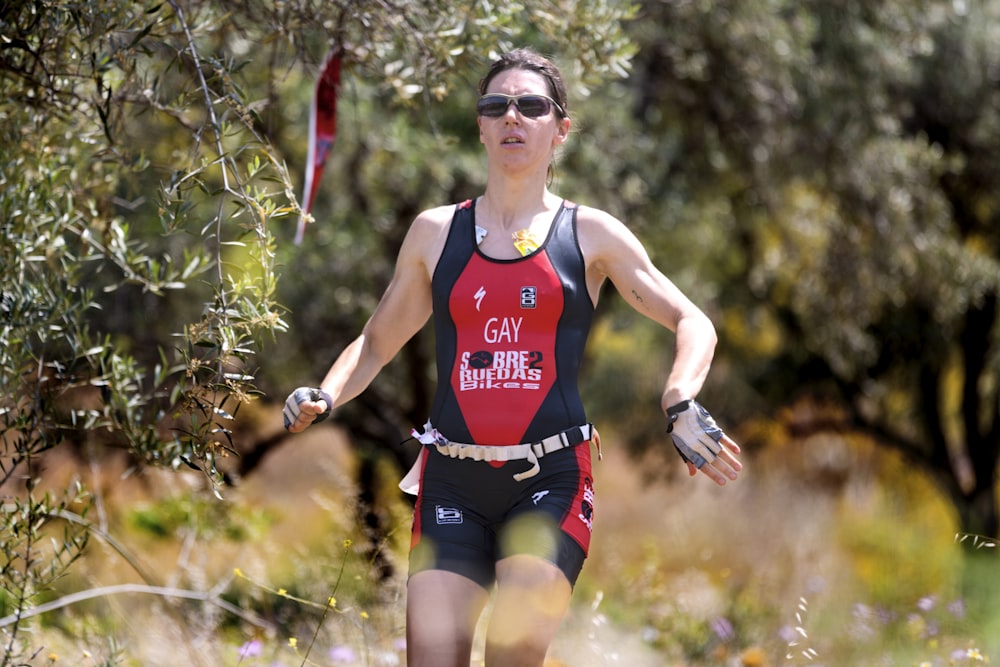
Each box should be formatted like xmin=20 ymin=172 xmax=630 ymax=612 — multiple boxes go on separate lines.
xmin=474 ymin=286 xmax=487 ymax=312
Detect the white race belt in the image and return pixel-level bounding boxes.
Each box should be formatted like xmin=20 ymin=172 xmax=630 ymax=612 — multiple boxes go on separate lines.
xmin=399 ymin=422 xmax=595 ymax=494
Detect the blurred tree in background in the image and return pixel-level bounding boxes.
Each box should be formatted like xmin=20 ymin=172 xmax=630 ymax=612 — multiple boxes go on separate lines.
xmin=613 ymin=0 xmax=1000 ymax=547
xmin=2 ymin=0 xmax=1000 ymax=660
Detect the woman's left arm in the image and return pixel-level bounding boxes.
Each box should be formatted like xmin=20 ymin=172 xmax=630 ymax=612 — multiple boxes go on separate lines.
xmin=578 ymin=207 xmax=742 ymax=485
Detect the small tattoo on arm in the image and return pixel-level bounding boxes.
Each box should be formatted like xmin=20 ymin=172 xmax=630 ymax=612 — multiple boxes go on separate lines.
xmin=632 ymin=290 xmax=644 ymax=303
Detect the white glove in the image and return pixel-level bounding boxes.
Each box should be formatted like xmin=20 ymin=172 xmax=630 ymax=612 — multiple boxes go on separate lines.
xmin=283 ymin=387 xmax=333 ymax=430
xmin=666 ymin=399 xmax=724 ymax=468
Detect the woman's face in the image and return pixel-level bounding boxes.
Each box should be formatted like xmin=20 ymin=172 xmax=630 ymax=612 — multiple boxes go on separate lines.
xmin=477 ymin=68 xmax=570 ymax=175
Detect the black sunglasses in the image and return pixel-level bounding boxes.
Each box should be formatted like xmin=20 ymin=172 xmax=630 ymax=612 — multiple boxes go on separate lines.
xmin=477 ymin=93 xmax=565 ymax=119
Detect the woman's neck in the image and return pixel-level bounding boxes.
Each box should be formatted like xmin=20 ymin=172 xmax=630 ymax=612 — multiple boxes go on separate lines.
xmin=479 ymin=180 xmax=559 ymax=232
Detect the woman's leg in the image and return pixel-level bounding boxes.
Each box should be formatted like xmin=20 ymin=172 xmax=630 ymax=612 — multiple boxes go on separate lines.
xmin=484 ymin=554 xmax=573 ymax=667
xmin=406 ymin=569 xmax=490 ymax=667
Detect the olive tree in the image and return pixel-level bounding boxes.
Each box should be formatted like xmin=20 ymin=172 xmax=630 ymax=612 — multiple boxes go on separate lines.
xmin=0 ymin=0 xmax=636 ymax=660
xmin=623 ymin=0 xmax=1000 ymax=546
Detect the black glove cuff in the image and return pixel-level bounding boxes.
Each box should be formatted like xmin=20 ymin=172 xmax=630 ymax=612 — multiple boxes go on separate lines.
xmin=310 ymin=388 xmax=334 ymax=423
xmin=665 ymin=399 xmax=692 ymax=433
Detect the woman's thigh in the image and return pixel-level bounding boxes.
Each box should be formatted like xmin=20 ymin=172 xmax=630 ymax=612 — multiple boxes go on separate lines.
xmin=406 ymin=569 xmax=490 ymax=667
xmin=485 ymin=554 xmax=573 ymax=667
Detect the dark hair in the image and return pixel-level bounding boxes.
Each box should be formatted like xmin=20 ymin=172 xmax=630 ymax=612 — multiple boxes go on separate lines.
xmin=478 ymin=48 xmax=569 ymax=118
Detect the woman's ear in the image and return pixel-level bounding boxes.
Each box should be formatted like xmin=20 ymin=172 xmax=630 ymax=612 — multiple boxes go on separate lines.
xmin=555 ymin=117 xmax=571 ymax=144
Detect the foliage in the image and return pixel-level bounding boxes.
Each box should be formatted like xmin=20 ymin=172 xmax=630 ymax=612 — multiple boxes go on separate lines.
xmin=6 ymin=435 xmax=995 ymax=665
xmin=126 ymin=494 xmax=273 ymax=541
xmin=589 ymin=0 xmax=1000 ymax=547
xmin=3 ymin=0 xmax=1000 ymax=662
xmin=0 ymin=487 xmax=90 ymax=665
xmin=0 ymin=0 xmax=641 ymax=481
xmin=0 ymin=0 xmax=637 ymax=661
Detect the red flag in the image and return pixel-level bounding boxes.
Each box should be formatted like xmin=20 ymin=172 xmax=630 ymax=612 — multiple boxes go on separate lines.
xmin=296 ymin=49 xmax=342 ymax=245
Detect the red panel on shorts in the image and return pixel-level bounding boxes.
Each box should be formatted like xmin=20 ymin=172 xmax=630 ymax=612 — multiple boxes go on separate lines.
xmin=560 ymin=443 xmax=594 ymax=553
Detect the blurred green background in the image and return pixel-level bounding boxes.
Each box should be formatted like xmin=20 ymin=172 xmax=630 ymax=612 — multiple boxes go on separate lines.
xmin=2 ymin=0 xmax=999 ymax=664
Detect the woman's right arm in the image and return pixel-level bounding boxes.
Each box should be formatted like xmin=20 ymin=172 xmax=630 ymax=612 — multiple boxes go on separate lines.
xmin=284 ymin=206 xmax=450 ymax=432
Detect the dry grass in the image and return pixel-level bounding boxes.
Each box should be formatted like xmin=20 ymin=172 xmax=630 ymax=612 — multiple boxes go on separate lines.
xmin=5 ymin=409 xmax=999 ymax=666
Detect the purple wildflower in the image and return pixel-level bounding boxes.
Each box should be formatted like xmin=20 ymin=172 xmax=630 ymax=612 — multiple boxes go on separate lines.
xmin=328 ymin=645 xmax=357 ymax=663
xmin=238 ymin=639 xmax=263 ymax=658
xmin=711 ymin=616 xmax=736 ymax=642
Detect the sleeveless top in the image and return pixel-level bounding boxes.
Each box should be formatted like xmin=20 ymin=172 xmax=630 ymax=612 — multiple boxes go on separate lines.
xmin=428 ymin=198 xmax=595 ymax=445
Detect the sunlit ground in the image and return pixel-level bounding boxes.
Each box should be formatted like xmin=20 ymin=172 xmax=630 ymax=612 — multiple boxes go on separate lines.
xmin=6 ymin=409 xmax=999 ymax=666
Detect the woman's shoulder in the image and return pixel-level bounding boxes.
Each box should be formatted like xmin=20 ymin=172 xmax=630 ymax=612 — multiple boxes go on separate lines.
xmin=403 ymin=202 xmax=456 ymax=242
xmin=572 ymin=203 xmax=630 ymax=237
xmin=572 ymin=203 xmax=647 ymax=267
xmin=412 ymin=200 xmax=471 ymax=230
xmin=401 ymin=201 xmax=469 ymax=268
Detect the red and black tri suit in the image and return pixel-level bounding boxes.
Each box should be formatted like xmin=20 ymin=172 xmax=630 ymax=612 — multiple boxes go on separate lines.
xmin=408 ymin=198 xmax=598 ymax=588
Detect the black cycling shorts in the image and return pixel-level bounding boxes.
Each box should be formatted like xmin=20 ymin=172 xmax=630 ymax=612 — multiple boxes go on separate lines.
xmin=408 ymin=442 xmax=595 ymax=589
